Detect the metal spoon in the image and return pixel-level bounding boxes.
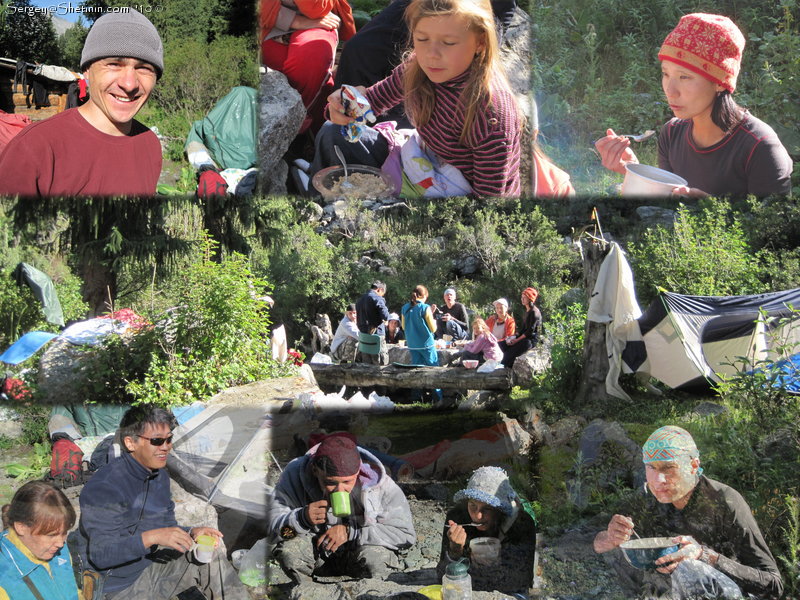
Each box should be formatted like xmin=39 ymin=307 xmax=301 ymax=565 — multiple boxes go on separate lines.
xmin=620 ymin=130 xmax=656 ymax=142
xmin=447 ymin=522 xmax=483 ymax=528
xmin=333 ymin=146 xmax=354 ymax=189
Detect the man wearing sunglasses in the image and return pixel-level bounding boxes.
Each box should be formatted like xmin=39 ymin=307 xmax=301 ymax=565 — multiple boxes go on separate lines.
xmin=72 ymin=405 xmax=248 ymax=600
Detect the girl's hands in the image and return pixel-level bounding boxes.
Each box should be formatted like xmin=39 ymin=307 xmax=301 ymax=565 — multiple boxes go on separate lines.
xmin=447 ymin=520 xmax=467 ymax=556
xmin=325 ymin=86 xmax=368 ymax=125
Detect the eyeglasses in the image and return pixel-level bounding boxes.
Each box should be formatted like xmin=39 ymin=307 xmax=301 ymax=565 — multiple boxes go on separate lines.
xmin=137 ymin=434 xmax=174 ymax=446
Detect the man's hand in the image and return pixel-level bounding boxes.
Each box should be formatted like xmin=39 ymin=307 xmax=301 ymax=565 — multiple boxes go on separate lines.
xmin=306 ymin=499 xmax=329 ymax=525
xmin=316 ymin=524 xmax=348 ymax=553
xmin=190 ymin=526 xmax=223 ymax=546
xmin=655 ymin=535 xmax=703 ymax=574
xmin=446 ymin=520 xmax=466 ymax=556
xmin=594 ymin=129 xmax=639 ymax=175
xmin=141 ymin=527 xmax=194 ymax=553
xmin=291 ymin=12 xmax=340 ymax=31
xmin=593 ymin=514 xmax=634 ymax=553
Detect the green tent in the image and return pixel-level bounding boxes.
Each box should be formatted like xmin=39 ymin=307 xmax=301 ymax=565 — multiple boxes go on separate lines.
xmin=185 ymin=86 xmax=257 ymax=170
xmin=13 ymin=262 xmax=64 ymax=327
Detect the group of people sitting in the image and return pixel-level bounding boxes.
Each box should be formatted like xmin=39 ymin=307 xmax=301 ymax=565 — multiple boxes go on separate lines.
xmin=0 ymin=408 xmax=784 ymax=599
xmin=328 ymin=281 xmax=542 ymax=369
xmin=0 ymin=405 xmax=249 ymax=600
xmin=268 ymin=434 xmax=536 ymax=592
xmin=266 ymin=426 xmax=783 ymax=598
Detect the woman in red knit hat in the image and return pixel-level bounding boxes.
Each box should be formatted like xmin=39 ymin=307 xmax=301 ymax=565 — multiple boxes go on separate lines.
xmin=595 ymin=13 xmax=792 ymax=198
xmin=499 ymin=287 xmax=541 ymax=368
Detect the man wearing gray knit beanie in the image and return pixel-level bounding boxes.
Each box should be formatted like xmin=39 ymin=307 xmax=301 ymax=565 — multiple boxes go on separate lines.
xmin=0 ymin=7 xmax=163 ymax=197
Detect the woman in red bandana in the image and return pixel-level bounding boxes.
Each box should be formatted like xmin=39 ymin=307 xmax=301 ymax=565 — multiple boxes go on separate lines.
xmin=596 ymin=13 xmax=792 ymax=198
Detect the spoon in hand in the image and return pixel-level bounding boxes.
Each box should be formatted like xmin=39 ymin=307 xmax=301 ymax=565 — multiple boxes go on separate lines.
xmin=620 ymin=130 xmax=655 ymax=142
xmin=447 ymin=522 xmax=482 ymax=528
xmin=333 ymin=146 xmax=354 ymax=189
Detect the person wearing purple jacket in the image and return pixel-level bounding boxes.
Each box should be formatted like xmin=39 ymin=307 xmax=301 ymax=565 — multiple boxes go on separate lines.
xmin=458 ymin=317 xmax=503 ymax=365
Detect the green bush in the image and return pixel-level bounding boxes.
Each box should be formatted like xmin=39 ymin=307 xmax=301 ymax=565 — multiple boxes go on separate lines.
xmin=0 ymin=211 xmax=89 ymax=348
xmin=80 ymin=237 xmax=293 ymax=407
xmin=628 ymin=200 xmax=766 ymax=307
xmin=528 ymin=302 xmax=586 ymax=415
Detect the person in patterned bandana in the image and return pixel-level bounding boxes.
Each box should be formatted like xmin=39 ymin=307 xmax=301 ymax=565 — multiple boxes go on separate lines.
xmin=593 ymin=425 xmax=783 ymax=599
xmin=595 ymin=13 xmax=792 ymax=198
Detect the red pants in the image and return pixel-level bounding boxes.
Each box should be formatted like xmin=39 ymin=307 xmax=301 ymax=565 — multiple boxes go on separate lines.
xmin=262 ymin=27 xmax=338 ymax=134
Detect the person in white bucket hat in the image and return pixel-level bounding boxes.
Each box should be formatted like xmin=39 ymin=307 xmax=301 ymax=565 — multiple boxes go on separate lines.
xmin=437 ymin=466 xmax=536 ymax=593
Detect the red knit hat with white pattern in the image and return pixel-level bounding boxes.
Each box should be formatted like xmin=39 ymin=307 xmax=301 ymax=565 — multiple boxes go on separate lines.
xmin=658 ymin=13 xmax=745 ymax=93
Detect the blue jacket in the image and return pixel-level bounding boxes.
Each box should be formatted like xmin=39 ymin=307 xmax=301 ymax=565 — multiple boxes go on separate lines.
xmin=0 ymin=529 xmax=79 ymax=600
xmin=73 ymin=453 xmax=184 ymax=594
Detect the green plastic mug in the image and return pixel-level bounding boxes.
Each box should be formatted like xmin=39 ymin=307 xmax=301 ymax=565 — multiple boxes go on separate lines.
xmin=330 ymin=491 xmax=351 ymax=517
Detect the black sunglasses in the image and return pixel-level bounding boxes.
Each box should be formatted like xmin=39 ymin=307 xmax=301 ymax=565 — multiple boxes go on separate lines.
xmin=137 ymin=433 xmax=174 ymax=446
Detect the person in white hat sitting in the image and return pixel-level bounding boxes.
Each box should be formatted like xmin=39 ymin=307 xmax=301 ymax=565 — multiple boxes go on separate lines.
xmin=438 ymin=466 xmax=536 ymax=593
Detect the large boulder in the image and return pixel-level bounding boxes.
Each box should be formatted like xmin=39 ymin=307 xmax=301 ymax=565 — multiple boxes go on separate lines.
xmin=566 ymin=419 xmax=643 ymax=509
xmin=501 ymin=7 xmax=533 ymax=193
xmin=258 ymin=69 xmax=305 ymax=195
xmin=511 ymin=343 xmax=551 ymax=387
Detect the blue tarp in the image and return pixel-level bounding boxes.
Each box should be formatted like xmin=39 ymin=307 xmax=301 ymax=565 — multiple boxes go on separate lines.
xmin=0 ymin=331 xmax=58 ymax=365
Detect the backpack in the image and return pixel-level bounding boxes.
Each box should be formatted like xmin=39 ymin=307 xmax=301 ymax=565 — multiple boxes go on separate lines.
xmin=47 ymin=433 xmax=86 ymax=487
xmin=88 ymin=433 xmax=116 ymax=472
xmin=196 ymin=167 xmax=228 ymax=198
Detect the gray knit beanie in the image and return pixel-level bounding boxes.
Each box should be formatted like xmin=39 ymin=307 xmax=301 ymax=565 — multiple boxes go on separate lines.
xmin=80 ymin=8 xmax=163 ymax=77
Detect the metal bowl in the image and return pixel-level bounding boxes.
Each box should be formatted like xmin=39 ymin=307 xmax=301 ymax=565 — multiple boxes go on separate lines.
xmin=620 ymin=537 xmax=680 ymax=570
xmin=311 ymin=164 xmax=395 ymax=201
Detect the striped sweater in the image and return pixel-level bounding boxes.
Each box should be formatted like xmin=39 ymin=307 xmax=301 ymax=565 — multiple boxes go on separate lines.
xmin=365 ymin=63 xmax=521 ymax=197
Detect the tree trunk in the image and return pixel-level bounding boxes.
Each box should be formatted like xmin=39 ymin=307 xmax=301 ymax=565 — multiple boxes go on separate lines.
xmin=575 ymin=238 xmax=612 ymax=405
xmin=309 ymin=363 xmax=514 ymax=391
xmin=81 ymin=258 xmax=117 ymax=316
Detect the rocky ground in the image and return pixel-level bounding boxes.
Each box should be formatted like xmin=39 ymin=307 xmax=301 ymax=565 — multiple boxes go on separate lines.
xmin=265 ymin=480 xmax=536 ymax=600
xmin=536 ymin=522 xmax=628 ymax=600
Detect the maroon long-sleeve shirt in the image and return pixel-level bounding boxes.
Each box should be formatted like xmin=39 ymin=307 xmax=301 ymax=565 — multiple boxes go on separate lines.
xmin=365 ymin=63 xmax=522 ymax=197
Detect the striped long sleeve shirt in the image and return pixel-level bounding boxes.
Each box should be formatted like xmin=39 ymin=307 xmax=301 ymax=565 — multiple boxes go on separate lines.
xmin=365 ymin=63 xmax=522 ymax=197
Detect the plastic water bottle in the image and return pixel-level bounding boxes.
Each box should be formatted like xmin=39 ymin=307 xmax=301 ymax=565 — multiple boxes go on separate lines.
xmin=442 ymin=557 xmax=472 ymax=600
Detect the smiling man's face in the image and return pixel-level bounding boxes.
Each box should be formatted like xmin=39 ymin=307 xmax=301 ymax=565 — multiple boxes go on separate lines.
xmin=80 ymin=56 xmax=157 ymax=136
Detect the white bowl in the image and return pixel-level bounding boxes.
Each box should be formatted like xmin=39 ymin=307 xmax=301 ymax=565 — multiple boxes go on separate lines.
xmin=463 ymin=359 xmax=479 ymax=369
xmin=621 ymin=164 xmax=688 ymax=197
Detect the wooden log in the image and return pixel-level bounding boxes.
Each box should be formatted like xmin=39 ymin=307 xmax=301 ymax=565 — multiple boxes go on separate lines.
xmin=309 ymin=363 xmax=515 ymax=391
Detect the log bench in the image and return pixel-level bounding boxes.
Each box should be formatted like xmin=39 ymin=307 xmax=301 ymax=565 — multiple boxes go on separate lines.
xmin=309 ymin=362 xmax=514 ymax=391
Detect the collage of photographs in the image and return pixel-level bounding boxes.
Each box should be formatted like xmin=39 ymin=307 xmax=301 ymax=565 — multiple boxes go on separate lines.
xmin=0 ymin=0 xmax=797 ymax=599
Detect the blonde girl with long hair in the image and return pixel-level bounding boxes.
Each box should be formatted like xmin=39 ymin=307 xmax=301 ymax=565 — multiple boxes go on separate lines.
xmin=311 ymin=0 xmax=522 ymax=197
xmin=459 ymin=317 xmax=503 ymax=364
